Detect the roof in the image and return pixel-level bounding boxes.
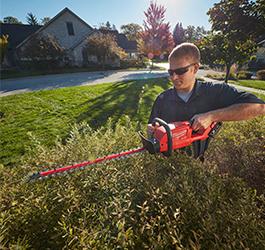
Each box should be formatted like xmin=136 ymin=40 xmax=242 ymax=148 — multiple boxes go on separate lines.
xmin=16 ymin=7 xmax=94 ymax=49
xmin=0 ymin=23 xmax=42 ymax=48
xmin=0 ymin=8 xmax=137 ymax=53
xmin=97 ymin=28 xmax=137 ymax=51
xmin=117 ymin=33 xmax=137 ymax=51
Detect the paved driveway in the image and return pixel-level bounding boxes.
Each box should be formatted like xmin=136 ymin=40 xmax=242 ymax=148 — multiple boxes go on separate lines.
xmin=0 ymin=70 xmax=167 ymax=97
xmin=1 ymin=67 xmax=264 ymax=97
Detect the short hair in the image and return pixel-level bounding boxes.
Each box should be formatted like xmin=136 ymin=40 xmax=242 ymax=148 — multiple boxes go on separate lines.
xmin=169 ymin=43 xmax=201 ymax=63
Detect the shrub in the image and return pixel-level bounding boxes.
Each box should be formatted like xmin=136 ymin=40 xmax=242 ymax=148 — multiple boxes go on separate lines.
xmin=257 ymin=69 xmax=265 ymax=80
xmin=120 ymin=58 xmax=146 ymax=69
xmin=18 ymin=34 xmax=65 ymax=70
xmin=0 ymin=117 xmax=264 ymax=249
xmin=237 ymin=71 xmax=253 ymax=80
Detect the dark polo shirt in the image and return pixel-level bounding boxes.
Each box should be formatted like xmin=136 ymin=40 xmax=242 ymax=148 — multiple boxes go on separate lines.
xmin=149 ymin=80 xmax=264 ymax=123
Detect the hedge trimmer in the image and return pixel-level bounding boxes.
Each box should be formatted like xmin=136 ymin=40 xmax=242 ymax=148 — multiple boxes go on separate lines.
xmin=28 ymin=118 xmax=222 ymax=181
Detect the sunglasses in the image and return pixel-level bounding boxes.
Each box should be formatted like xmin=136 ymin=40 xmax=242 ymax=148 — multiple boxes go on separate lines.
xmin=168 ymin=63 xmax=197 ymax=76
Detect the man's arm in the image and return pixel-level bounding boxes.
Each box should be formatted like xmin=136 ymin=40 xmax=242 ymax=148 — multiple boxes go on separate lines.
xmin=191 ymin=103 xmax=265 ymax=131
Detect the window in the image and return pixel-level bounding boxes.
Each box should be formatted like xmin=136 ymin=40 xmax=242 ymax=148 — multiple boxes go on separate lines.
xmin=66 ymin=22 xmax=75 ymax=36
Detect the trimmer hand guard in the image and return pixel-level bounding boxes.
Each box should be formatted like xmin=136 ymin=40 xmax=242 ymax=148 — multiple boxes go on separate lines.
xmin=141 ymin=118 xmax=222 ymax=156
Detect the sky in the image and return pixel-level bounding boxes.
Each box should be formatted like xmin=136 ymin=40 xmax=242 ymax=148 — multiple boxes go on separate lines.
xmin=1 ymin=0 xmax=220 ymax=31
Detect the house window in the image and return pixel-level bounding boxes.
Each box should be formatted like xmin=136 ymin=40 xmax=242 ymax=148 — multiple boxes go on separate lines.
xmin=66 ymin=22 xmax=75 ymax=36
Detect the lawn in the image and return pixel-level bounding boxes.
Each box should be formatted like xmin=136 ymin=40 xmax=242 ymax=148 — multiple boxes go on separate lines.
xmin=229 ymin=79 xmax=265 ymax=90
xmin=0 ymin=78 xmax=170 ymax=166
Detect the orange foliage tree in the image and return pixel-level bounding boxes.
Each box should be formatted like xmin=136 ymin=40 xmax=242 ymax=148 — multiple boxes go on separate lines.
xmin=138 ymin=1 xmax=174 ymax=61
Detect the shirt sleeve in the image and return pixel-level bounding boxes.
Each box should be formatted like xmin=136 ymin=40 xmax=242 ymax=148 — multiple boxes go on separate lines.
xmin=216 ymin=83 xmax=265 ymax=107
xmin=148 ymin=95 xmax=162 ymax=123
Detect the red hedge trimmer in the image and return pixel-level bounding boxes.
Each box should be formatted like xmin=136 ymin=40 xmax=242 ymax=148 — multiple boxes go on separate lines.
xmin=28 ymin=118 xmax=222 ymax=181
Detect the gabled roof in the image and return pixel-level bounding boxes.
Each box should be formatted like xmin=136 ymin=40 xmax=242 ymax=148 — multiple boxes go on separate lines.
xmin=16 ymin=7 xmax=94 ymax=49
xmin=117 ymin=33 xmax=137 ymax=51
xmin=1 ymin=7 xmax=137 ymax=53
xmin=70 ymin=28 xmax=137 ymax=52
xmin=0 ymin=23 xmax=42 ymax=48
xmin=96 ymin=28 xmax=137 ymax=51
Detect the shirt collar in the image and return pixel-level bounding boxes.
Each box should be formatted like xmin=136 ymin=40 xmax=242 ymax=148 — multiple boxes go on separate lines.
xmin=170 ymin=79 xmax=202 ymax=101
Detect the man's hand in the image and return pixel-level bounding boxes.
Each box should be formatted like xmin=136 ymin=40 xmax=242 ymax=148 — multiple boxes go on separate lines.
xmin=191 ymin=113 xmax=214 ymax=132
xmin=147 ymin=122 xmax=160 ymax=137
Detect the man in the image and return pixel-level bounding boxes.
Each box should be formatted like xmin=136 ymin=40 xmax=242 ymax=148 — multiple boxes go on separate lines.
xmin=148 ymin=43 xmax=265 ymax=158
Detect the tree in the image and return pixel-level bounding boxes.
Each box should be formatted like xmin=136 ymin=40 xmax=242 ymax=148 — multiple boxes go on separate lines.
xmin=26 ymin=13 xmax=38 ymax=25
xmin=84 ymin=32 xmax=127 ymax=69
xmin=3 ymin=16 xmax=22 ymax=24
xmin=139 ymin=1 xmax=174 ymax=61
xmin=120 ymin=23 xmax=143 ymax=41
xmin=198 ymin=32 xmax=256 ymax=83
xmin=18 ymin=34 xmax=65 ymax=69
xmin=0 ymin=35 xmax=9 ymax=65
xmin=206 ymin=0 xmax=264 ymax=80
xmin=41 ymin=17 xmax=51 ymax=25
xmin=183 ymin=25 xmax=208 ymax=43
xmin=106 ymin=21 xmax=111 ymax=30
xmin=173 ymin=22 xmax=185 ymax=45
xmin=99 ymin=21 xmax=113 ymax=30
xmin=208 ymin=0 xmax=265 ymax=41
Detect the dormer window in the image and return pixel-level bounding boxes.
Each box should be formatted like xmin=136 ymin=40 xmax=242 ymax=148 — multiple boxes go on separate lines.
xmin=66 ymin=22 xmax=75 ymax=36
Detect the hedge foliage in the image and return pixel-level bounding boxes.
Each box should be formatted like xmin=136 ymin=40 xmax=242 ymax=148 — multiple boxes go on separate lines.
xmin=1 ymin=116 xmax=264 ymax=249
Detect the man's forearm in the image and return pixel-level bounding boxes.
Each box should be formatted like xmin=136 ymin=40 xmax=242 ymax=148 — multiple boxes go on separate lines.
xmin=209 ymin=103 xmax=265 ymax=122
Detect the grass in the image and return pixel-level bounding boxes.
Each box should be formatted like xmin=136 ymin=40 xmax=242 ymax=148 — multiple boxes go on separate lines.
xmin=0 ymin=78 xmax=170 ymax=166
xmin=0 ymin=78 xmax=264 ymax=167
xmin=229 ymin=79 xmax=265 ymax=90
xmin=206 ymin=73 xmax=265 ymax=91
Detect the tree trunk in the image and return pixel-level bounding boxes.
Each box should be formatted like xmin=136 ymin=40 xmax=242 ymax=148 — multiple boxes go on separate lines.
xmin=225 ymin=64 xmax=231 ymax=83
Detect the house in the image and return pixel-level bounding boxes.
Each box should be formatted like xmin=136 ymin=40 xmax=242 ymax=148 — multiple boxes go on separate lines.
xmin=0 ymin=23 xmax=42 ymax=67
xmin=0 ymin=7 xmax=138 ymax=68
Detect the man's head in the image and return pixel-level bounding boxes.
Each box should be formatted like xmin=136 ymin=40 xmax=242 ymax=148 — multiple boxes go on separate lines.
xmin=168 ymin=43 xmax=200 ymax=92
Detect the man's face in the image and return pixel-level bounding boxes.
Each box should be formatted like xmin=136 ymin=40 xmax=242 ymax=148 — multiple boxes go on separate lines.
xmin=168 ymin=57 xmax=199 ymax=92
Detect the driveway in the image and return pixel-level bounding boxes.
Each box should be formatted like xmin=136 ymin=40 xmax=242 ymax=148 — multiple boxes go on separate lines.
xmin=1 ymin=67 xmax=264 ymax=97
xmin=0 ymin=70 xmax=167 ymax=97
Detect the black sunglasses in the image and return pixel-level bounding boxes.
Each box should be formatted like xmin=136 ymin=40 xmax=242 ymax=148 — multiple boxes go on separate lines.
xmin=168 ymin=63 xmax=197 ymax=76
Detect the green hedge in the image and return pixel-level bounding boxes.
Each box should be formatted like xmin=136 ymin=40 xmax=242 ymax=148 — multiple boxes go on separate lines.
xmin=1 ymin=117 xmax=264 ymax=249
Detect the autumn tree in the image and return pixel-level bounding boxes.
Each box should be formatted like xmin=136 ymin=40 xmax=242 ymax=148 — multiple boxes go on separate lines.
xmin=120 ymin=23 xmax=143 ymax=41
xmin=26 ymin=13 xmax=39 ymax=25
xmin=84 ymin=32 xmax=127 ymax=69
xmin=173 ymin=22 xmax=185 ymax=45
xmin=138 ymin=1 xmax=174 ymax=61
xmin=18 ymin=34 xmax=65 ymax=69
xmin=0 ymin=35 xmax=9 ymax=65
xmin=3 ymin=16 xmax=22 ymax=24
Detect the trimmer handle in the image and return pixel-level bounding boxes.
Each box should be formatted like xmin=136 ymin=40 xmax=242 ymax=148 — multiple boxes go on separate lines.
xmin=190 ymin=121 xmax=222 ymax=142
xmin=152 ymin=118 xmax=172 ymax=156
